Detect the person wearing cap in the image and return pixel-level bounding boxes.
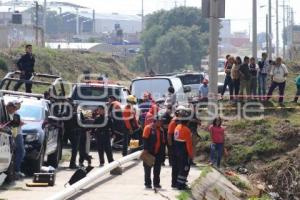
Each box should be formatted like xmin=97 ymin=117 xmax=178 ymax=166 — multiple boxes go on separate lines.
xmin=144 ymin=104 xmax=159 ymax=127
xmin=122 ymin=95 xmax=140 ymax=156
xmin=172 ymin=107 xmax=193 ymax=190
xmin=142 ymin=113 xmax=165 ymax=189
xmin=94 ymin=105 xmax=114 ymax=166
xmin=108 ymin=96 xmax=127 ymax=156
xmin=199 ymin=79 xmax=209 ymax=102
xmin=14 ymin=44 xmax=35 ymax=93
xmin=138 ymin=92 xmax=154 ymax=129
xmin=6 ymin=101 xmax=25 ymax=179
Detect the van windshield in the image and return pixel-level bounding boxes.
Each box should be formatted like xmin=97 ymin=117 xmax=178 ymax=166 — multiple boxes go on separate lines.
xmin=72 ymin=86 xmax=122 ymax=102
xmin=177 ymin=74 xmax=204 ymax=85
xmin=131 ymin=79 xmax=171 ymax=100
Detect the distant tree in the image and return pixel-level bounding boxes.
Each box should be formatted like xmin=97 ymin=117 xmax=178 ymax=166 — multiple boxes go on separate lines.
xmin=138 ymin=6 xmax=209 ymax=73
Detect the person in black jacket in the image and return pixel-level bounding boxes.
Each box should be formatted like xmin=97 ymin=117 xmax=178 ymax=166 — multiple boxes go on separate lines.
xmin=94 ymin=105 xmax=114 ymax=166
xmin=14 ymin=44 xmax=35 ymax=93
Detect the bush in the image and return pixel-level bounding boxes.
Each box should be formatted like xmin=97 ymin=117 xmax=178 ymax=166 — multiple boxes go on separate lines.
xmin=0 ymin=57 xmax=8 ymax=71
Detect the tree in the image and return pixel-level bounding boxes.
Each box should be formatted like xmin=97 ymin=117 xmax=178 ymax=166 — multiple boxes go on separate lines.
xmin=138 ymin=6 xmax=209 ymax=73
xmin=149 ymin=30 xmax=191 ymax=73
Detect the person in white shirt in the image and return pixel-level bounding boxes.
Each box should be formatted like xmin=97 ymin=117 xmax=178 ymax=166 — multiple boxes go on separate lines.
xmin=164 ymin=86 xmax=177 ymax=108
xmin=199 ymin=79 xmax=209 ymax=102
xmin=266 ymin=57 xmax=288 ymax=104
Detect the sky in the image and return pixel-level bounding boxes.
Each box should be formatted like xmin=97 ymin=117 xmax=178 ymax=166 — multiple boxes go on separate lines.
xmin=3 ymin=0 xmax=300 ymax=38
xmin=33 ymin=0 xmax=300 ymax=34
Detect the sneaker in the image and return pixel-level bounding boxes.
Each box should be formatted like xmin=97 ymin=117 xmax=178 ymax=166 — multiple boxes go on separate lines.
xmin=154 ymin=184 xmax=162 ymax=189
xmin=99 ymin=163 xmax=104 ymax=167
xmin=145 ymin=185 xmax=152 ymax=189
xmin=69 ymin=164 xmax=79 ymax=169
xmin=79 ymin=163 xmax=84 ymax=168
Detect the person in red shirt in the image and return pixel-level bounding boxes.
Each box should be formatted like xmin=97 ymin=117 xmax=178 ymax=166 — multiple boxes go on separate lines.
xmin=144 ymin=104 xmax=159 ymax=127
xmin=172 ymin=107 xmax=193 ymax=190
xmin=142 ymin=114 xmax=165 ymax=189
xmin=209 ymin=117 xmax=225 ymax=168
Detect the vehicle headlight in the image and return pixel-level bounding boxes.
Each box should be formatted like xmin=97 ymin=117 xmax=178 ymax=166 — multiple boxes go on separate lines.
xmin=25 ymin=133 xmax=39 ymax=142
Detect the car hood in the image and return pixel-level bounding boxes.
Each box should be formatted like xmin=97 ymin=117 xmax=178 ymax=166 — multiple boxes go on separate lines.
xmin=21 ymin=121 xmax=43 ymax=134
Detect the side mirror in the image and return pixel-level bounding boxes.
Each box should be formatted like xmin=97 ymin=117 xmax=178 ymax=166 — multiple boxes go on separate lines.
xmin=183 ymin=86 xmax=192 ymax=93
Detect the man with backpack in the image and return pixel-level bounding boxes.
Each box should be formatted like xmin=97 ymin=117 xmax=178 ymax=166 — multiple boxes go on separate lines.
xmin=266 ymin=57 xmax=288 ymax=104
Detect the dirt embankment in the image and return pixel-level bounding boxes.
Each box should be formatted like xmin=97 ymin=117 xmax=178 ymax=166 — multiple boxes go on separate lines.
xmin=197 ymin=112 xmax=300 ymax=199
xmin=0 ymin=47 xmax=134 ymax=82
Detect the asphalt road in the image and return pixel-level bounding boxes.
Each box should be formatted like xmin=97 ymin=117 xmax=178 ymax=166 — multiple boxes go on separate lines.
xmin=0 ymin=150 xmax=201 ymax=200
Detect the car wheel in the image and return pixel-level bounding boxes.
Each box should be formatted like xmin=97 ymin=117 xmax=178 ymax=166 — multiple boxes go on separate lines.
xmin=47 ymin=137 xmax=61 ymax=168
xmin=26 ymin=146 xmax=45 ymax=176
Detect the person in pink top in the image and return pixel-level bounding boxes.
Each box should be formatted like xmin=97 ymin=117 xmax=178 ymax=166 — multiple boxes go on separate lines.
xmin=209 ymin=117 xmax=225 ymax=168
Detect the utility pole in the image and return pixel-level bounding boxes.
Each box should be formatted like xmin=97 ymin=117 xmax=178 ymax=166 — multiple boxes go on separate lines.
xmin=43 ymin=0 xmax=46 ymax=47
xmin=266 ymin=14 xmax=269 ymax=55
xmin=76 ymin=8 xmax=79 ymax=35
xmin=252 ymin=0 xmax=257 ymax=60
xmin=93 ymin=9 xmax=96 ymax=33
xmin=35 ymin=1 xmax=39 ymax=46
xmin=268 ymin=0 xmax=272 ymax=60
xmin=184 ymin=0 xmax=186 ymax=7
xmin=141 ymin=0 xmax=144 ymax=31
xmin=276 ymin=0 xmax=279 ymax=58
xmin=208 ymin=0 xmax=219 ymax=108
xmin=282 ymin=0 xmax=286 ymax=59
xmin=174 ymin=1 xmax=177 ymax=8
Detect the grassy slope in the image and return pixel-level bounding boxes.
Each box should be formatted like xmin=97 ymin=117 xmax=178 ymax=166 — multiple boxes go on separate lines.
xmin=0 ymin=47 xmax=133 ymax=82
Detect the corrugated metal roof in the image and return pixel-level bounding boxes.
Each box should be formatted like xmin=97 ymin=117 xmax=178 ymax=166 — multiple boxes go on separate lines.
xmin=46 ymin=42 xmax=101 ymax=50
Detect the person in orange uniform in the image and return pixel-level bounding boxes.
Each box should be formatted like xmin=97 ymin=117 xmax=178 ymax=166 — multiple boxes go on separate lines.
xmin=108 ymin=96 xmax=127 ymax=156
xmin=167 ymin=108 xmax=181 ymax=167
xmin=172 ymin=107 xmax=193 ymax=190
xmin=123 ymin=95 xmax=140 ymax=153
xmin=144 ymin=104 xmax=159 ymax=127
xmin=143 ymin=113 xmax=165 ymax=189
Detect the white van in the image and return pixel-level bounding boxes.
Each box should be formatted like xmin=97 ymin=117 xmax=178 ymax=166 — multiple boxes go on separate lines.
xmin=130 ymin=76 xmax=191 ymax=105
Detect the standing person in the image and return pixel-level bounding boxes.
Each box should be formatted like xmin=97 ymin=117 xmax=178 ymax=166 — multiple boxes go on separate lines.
xmin=164 ymin=86 xmax=177 ymax=108
xmin=144 ymin=104 xmax=159 ymax=127
xmin=94 ymin=105 xmax=114 ymax=166
xmin=123 ymin=95 xmax=140 ymax=152
xmin=209 ymin=117 xmax=225 ymax=168
xmin=188 ymin=104 xmax=201 ymax=166
xmin=221 ymin=56 xmax=234 ymax=100
xmin=258 ymin=53 xmax=269 ymax=99
xmin=14 ymin=44 xmax=35 ymax=93
xmin=173 ymin=108 xmax=193 ymax=190
xmin=239 ymin=56 xmax=251 ymax=101
xmin=231 ymin=56 xmax=241 ymax=100
xmin=138 ymin=92 xmax=154 ymax=129
xmin=249 ymin=57 xmax=259 ymax=99
xmin=161 ymin=106 xmax=173 ymax=166
xmin=108 ymin=95 xmax=127 ymax=156
xmin=266 ymin=57 xmax=289 ymax=104
xmin=293 ymin=74 xmax=300 ymax=103
xmin=199 ymin=79 xmax=209 ymax=102
xmin=224 ymin=54 xmax=231 ymax=69
xmin=6 ymin=101 xmax=25 ymax=179
xmin=142 ymin=114 xmax=165 ymax=189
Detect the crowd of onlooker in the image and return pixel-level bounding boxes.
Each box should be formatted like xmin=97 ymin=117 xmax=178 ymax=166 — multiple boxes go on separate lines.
xmin=219 ymin=52 xmax=300 ymax=105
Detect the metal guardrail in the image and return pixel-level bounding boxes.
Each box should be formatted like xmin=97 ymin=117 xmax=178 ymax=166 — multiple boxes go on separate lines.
xmin=45 ymin=150 xmax=142 ymax=200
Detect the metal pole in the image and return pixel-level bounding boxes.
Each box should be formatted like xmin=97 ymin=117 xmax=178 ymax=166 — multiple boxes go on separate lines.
xmin=92 ymin=9 xmax=95 ymax=33
xmin=208 ymin=0 xmax=219 ymax=111
xmin=35 ymin=1 xmax=39 ymax=46
xmin=276 ymin=0 xmax=279 ymax=58
xmin=45 ymin=151 xmax=142 ymax=200
xmin=268 ymin=0 xmax=272 ymax=60
xmin=76 ymin=8 xmax=79 ymax=35
xmin=266 ymin=14 xmax=269 ymax=55
xmin=141 ymin=0 xmax=144 ymax=31
xmin=43 ymin=0 xmax=46 ymax=34
xmin=282 ymin=0 xmax=286 ymax=59
xmin=252 ymin=0 xmax=257 ymax=60
xmin=184 ymin=0 xmax=187 ymax=6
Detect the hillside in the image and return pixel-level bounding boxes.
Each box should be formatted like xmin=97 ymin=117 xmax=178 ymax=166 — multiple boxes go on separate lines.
xmin=0 ymin=46 xmax=134 ymax=83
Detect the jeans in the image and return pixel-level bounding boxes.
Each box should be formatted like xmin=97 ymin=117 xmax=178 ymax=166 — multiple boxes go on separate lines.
xmin=14 ymin=134 xmax=25 ymax=173
xmin=258 ymin=73 xmax=267 ymax=97
xmin=221 ymin=76 xmax=233 ymax=99
xmin=210 ymin=143 xmax=224 ymax=168
xmin=14 ymin=72 xmax=33 ymax=93
xmin=144 ymin=153 xmax=162 ymax=186
xmin=267 ymin=81 xmax=286 ymax=103
xmin=250 ymin=76 xmax=257 ymax=98
xmin=79 ymin=131 xmax=91 ymax=165
xmin=294 ymin=86 xmax=300 ymax=102
xmin=232 ymin=79 xmax=240 ymax=98
xmin=239 ymin=80 xmax=250 ymax=99
xmin=96 ymin=132 xmax=114 ymax=165
xmin=68 ymin=128 xmax=81 ymax=166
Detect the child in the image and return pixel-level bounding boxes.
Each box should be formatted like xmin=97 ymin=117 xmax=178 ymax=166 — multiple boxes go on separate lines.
xmin=293 ymin=74 xmax=300 ymax=103
xmin=209 ymin=117 xmax=225 ymax=168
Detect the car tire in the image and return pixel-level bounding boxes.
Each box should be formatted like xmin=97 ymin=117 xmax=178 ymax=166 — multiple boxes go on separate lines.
xmin=4 ymin=154 xmax=15 ymax=183
xmin=26 ymin=146 xmax=45 ymax=176
xmin=47 ymin=136 xmax=61 ymax=168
